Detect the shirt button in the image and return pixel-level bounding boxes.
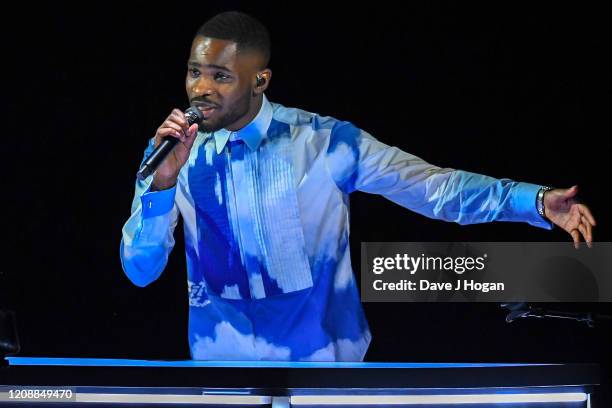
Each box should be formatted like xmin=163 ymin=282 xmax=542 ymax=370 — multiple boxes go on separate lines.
xmin=148 ymin=201 xmax=153 ymax=209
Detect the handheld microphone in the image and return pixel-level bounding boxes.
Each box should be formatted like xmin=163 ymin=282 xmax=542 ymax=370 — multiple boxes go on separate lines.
xmin=137 ymin=106 xmax=204 ymax=181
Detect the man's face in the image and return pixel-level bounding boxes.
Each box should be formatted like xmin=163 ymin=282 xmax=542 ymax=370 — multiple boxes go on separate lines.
xmin=186 ymin=36 xmax=261 ymax=133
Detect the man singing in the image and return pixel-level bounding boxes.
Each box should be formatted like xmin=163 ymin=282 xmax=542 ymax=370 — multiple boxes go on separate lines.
xmin=121 ymin=11 xmax=596 ymax=361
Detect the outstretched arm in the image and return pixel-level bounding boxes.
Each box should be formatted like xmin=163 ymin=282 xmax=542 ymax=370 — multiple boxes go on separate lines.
xmin=325 ymin=121 xmax=553 ymax=229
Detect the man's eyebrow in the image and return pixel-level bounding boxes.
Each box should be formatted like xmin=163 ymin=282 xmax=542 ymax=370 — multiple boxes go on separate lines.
xmin=187 ymin=61 xmax=232 ymax=72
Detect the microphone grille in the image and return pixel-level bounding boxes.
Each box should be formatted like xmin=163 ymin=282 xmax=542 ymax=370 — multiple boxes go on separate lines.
xmin=185 ymin=106 xmax=205 ymax=125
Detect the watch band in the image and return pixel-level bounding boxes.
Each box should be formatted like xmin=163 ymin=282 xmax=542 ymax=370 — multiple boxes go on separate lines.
xmin=537 ymin=186 xmax=554 ymax=217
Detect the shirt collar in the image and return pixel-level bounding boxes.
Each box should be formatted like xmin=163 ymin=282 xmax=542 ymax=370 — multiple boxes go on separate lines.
xmin=213 ymin=94 xmax=273 ymax=154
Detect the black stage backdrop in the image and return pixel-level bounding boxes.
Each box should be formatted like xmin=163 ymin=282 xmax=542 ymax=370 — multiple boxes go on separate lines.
xmin=2 ymin=0 xmax=611 ymax=389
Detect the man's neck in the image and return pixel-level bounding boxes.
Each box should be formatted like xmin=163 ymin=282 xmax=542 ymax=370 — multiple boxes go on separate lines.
xmin=226 ymin=95 xmax=263 ymax=132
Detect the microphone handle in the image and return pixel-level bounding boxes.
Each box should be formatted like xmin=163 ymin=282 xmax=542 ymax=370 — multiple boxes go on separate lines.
xmin=136 ymin=136 xmax=179 ymax=181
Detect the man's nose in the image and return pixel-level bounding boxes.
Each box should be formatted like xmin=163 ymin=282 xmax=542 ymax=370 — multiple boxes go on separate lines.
xmin=191 ymin=78 xmax=217 ymax=97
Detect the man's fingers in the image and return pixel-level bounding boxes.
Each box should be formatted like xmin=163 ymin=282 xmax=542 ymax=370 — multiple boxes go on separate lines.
xmin=182 ymin=124 xmax=199 ymax=148
xmin=161 ymin=121 xmax=184 ymax=134
xmin=577 ymin=224 xmax=589 ymax=246
xmin=157 ymin=127 xmax=184 ymax=142
xmin=579 ymin=204 xmax=597 ymax=226
xmin=170 ymin=110 xmax=189 ymax=130
xmin=188 ymin=123 xmax=199 ymax=138
xmin=157 ymin=127 xmax=181 ymax=137
xmin=564 ymin=185 xmax=579 ymax=198
xmin=582 ymin=216 xmax=593 ymax=247
xmin=570 ymin=229 xmax=581 ymax=249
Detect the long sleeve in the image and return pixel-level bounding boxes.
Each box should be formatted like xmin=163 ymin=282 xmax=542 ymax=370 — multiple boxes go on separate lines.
xmin=325 ymin=121 xmax=552 ymax=229
xmin=120 ymin=139 xmax=181 ymax=287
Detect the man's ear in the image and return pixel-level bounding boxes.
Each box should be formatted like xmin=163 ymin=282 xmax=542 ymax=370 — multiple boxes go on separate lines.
xmin=254 ymin=69 xmax=272 ymax=94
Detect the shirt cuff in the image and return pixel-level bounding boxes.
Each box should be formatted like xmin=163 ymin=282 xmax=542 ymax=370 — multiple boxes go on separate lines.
xmin=512 ymin=182 xmax=554 ymax=230
xmin=140 ymin=184 xmax=177 ymax=218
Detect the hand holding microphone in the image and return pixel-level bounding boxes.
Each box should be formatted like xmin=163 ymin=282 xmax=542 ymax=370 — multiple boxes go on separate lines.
xmin=137 ymin=107 xmax=204 ymax=190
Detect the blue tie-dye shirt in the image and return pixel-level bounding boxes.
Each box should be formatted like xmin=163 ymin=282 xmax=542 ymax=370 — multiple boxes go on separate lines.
xmin=120 ymin=95 xmax=552 ymax=361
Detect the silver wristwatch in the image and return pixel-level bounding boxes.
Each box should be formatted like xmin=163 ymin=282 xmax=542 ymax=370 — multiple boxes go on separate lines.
xmin=536 ymin=186 xmax=553 ymax=217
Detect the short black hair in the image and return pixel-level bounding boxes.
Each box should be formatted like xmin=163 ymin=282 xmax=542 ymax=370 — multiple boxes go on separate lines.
xmin=195 ymin=11 xmax=271 ymax=67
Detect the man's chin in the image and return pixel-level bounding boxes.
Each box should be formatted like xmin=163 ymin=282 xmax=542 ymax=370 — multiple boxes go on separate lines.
xmin=198 ymin=120 xmax=224 ymax=133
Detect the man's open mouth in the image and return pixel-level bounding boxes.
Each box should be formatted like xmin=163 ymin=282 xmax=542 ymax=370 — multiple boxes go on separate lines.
xmin=194 ymin=104 xmax=218 ymax=118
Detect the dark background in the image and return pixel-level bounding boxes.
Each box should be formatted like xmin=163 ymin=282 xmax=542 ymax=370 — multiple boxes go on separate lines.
xmin=2 ymin=0 xmax=611 ymax=398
